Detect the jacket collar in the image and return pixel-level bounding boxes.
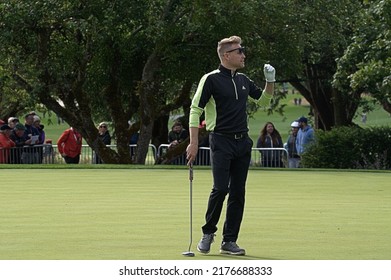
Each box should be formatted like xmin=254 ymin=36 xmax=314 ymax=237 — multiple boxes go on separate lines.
xmin=219 ymin=64 xmax=237 ymax=77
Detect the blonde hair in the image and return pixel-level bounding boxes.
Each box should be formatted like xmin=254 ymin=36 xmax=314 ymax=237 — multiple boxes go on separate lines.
xmin=217 ymin=35 xmax=242 ymax=59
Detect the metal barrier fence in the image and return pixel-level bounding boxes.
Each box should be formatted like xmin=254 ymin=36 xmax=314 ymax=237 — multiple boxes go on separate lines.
xmin=0 ymin=144 xmax=157 ymax=165
xmin=157 ymin=145 xmax=288 ymax=167
xmin=251 ymin=148 xmax=289 ymax=168
xmin=1 ymin=144 xmax=288 ymax=167
xmin=127 ymin=144 xmax=157 ymax=165
xmin=0 ymin=144 xmax=53 ymax=164
xmin=157 ymin=144 xmax=211 ymax=165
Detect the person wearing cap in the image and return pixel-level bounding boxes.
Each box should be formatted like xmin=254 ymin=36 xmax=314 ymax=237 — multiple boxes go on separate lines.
xmin=285 ymin=120 xmax=300 ymax=168
xmin=23 ymin=113 xmax=40 ymax=144
xmin=0 ymin=124 xmax=16 ymax=163
xmin=296 ymin=117 xmax=315 ymax=162
xmin=21 ymin=113 xmax=41 ymax=164
xmin=32 ymin=115 xmax=45 ymax=163
xmin=94 ymin=122 xmax=111 ymax=164
xmin=8 ymin=117 xmax=19 ymax=127
xmin=8 ymin=117 xmax=19 ymax=129
xmin=33 ymin=115 xmax=45 ymax=144
xmin=9 ymin=123 xmax=29 ymax=164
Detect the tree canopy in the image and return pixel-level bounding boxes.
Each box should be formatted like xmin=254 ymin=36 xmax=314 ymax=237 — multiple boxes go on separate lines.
xmin=334 ymin=0 xmax=391 ymax=114
xmin=1 ymin=0 xmax=390 ymax=164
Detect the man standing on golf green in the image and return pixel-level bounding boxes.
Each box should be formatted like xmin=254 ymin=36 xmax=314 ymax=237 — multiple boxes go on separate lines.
xmin=186 ymin=35 xmax=275 ymax=255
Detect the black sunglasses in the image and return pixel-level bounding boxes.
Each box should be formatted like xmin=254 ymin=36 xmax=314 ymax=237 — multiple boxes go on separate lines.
xmin=100 ymin=125 xmax=107 ymax=128
xmin=226 ymin=47 xmax=245 ymax=54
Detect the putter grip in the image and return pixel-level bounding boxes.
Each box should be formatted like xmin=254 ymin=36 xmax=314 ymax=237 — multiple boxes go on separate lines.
xmin=189 ymin=166 xmax=193 ymax=181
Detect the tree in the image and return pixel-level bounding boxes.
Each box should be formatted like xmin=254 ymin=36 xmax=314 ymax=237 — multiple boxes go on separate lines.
xmin=0 ymin=0 xmax=147 ymax=163
xmin=0 ymin=67 xmax=32 ymax=120
xmin=0 ymin=0 xmax=265 ymax=164
xmin=333 ymin=0 xmax=391 ymax=114
xmin=134 ymin=0 xmax=268 ymax=163
xmin=258 ymin=0 xmax=365 ymax=129
xmin=3 ymin=0 xmax=380 ymax=166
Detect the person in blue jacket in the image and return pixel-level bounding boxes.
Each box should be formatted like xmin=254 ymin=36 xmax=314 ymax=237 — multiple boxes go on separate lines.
xmin=296 ymin=117 xmax=315 ymax=165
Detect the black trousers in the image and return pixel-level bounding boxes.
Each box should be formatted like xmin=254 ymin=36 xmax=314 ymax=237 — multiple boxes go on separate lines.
xmin=64 ymin=154 xmax=80 ymax=164
xmin=202 ymin=133 xmax=253 ymax=242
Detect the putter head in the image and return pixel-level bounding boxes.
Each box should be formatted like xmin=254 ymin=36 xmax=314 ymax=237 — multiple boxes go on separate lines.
xmin=182 ymin=251 xmax=195 ymax=257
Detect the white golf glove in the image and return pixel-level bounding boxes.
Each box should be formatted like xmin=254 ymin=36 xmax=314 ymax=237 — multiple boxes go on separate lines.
xmin=264 ymin=64 xmax=276 ymax=82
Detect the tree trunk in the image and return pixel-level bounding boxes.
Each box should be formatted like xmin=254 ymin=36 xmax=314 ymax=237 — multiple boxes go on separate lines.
xmin=152 ymin=115 xmax=169 ymax=148
xmin=291 ymin=64 xmax=357 ymax=130
xmin=101 ymin=40 xmax=132 ymax=164
xmin=135 ymin=52 xmax=161 ymax=164
xmin=382 ymin=100 xmax=391 ymax=114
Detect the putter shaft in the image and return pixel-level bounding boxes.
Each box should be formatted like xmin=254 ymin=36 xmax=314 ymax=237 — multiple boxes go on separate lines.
xmin=183 ymin=164 xmax=194 ymax=257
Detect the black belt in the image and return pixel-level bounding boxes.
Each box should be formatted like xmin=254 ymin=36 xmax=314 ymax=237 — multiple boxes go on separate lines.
xmin=212 ymin=132 xmax=248 ymax=140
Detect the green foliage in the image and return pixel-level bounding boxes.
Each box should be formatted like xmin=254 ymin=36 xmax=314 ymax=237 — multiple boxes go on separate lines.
xmin=333 ymin=0 xmax=391 ymax=113
xmin=265 ymin=0 xmax=366 ymax=129
xmin=1 ymin=0 xmax=391 ymax=163
xmin=0 ymin=0 xmax=268 ymax=118
xmin=302 ymin=126 xmax=391 ymax=169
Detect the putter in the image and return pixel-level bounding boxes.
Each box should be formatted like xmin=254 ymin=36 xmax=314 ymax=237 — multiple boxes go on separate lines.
xmin=182 ymin=163 xmax=195 ymax=257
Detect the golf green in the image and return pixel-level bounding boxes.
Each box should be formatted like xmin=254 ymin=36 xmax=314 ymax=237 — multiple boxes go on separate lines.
xmin=0 ymin=168 xmax=390 ymax=260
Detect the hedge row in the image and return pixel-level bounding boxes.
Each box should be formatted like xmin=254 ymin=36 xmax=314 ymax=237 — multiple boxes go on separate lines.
xmin=301 ymin=126 xmax=391 ymax=169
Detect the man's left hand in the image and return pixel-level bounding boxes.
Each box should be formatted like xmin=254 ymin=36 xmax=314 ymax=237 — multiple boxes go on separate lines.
xmin=264 ymin=64 xmax=276 ymax=82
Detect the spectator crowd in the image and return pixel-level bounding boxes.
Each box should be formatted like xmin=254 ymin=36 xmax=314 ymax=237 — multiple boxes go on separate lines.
xmin=1 ymin=111 xmax=315 ymax=167
xmin=0 ymin=112 xmax=46 ymax=164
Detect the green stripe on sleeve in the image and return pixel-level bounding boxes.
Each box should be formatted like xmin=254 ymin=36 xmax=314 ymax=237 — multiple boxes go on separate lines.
xmin=257 ymin=90 xmax=273 ymax=108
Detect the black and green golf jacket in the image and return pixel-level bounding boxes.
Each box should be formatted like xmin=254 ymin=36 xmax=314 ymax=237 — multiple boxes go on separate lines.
xmin=189 ymin=64 xmax=272 ymax=134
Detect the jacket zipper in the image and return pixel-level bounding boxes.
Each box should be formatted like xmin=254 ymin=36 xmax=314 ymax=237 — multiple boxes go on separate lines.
xmin=231 ymin=76 xmax=238 ymax=100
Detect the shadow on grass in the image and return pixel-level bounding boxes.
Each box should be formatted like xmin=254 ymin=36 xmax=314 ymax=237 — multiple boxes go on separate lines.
xmin=193 ymin=253 xmax=279 ymax=260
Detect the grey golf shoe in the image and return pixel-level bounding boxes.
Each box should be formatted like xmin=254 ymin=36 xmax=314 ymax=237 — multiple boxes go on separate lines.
xmin=197 ymin=233 xmax=215 ymax=254
xmin=220 ymin=241 xmax=246 ymax=255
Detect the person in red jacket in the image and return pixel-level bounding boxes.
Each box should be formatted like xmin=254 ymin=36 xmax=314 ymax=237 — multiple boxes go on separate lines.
xmin=0 ymin=124 xmax=16 ymax=163
xmin=57 ymin=127 xmax=82 ymax=164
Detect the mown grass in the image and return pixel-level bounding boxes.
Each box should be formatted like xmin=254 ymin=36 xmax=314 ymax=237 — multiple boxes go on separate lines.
xmin=1 ymin=168 xmax=390 ymax=260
